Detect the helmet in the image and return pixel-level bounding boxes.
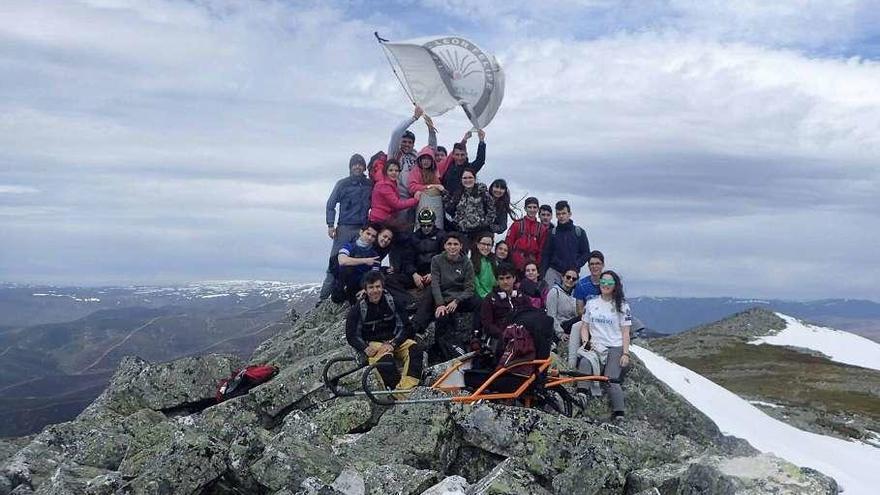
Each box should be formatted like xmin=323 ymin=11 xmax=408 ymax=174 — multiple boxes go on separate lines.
xmin=417 ymin=208 xmax=436 ymax=225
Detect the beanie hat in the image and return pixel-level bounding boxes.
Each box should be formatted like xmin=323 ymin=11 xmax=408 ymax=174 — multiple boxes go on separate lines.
xmin=349 ymin=154 xmax=366 ymax=170
xmin=525 ymin=197 xmax=539 ymax=207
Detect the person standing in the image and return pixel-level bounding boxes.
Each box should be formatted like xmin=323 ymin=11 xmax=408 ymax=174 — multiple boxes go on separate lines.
xmin=488 ymin=179 xmax=515 ymax=235
xmin=320 ymin=154 xmax=372 ymax=300
xmin=540 ymin=200 xmax=590 ymax=288
xmin=574 ymin=250 xmax=605 ymax=315
xmin=539 ymin=204 xmax=554 ymax=229
xmin=506 ymin=197 xmax=548 ymax=272
xmin=387 ymin=106 xmax=436 ymax=199
xmin=445 ymin=169 xmax=495 ymax=248
xmin=441 ymin=129 xmax=487 ymax=199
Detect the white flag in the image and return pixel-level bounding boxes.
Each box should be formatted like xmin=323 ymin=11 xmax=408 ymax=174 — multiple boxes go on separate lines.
xmin=381 ymin=36 xmax=505 ymax=129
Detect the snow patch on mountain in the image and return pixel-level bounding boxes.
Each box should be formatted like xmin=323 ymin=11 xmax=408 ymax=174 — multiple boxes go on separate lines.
xmin=748 ymin=313 xmax=880 ymax=371
xmin=632 ymin=344 xmax=880 ymax=495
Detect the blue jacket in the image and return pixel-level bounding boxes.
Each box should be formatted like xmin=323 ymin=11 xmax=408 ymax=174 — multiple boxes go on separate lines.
xmin=326 ymin=175 xmax=372 ymax=227
xmin=540 ymin=221 xmax=590 ymax=275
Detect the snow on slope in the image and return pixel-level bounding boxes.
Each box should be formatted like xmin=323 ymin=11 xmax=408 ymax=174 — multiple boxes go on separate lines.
xmin=748 ymin=313 xmax=880 ymax=371
xmin=632 ymin=345 xmax=880 ymax=495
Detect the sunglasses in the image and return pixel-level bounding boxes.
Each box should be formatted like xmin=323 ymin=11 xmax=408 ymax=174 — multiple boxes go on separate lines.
xmin=599 ymin=279 xmax=616 ymax=287
xmin=478 ymin=241 xmax=493 ymax=247
xmin=563 ymin=275 xmax=577 ymax=281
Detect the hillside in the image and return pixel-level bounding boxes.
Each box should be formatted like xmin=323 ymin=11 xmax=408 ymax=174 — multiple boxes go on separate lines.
xmin=645 ymin=308 xmax=880 ymax=443
xmin=0 ymin=282 xmax=320 ymax=437
xmin=0 ymin=302 xmax=838 ymax=494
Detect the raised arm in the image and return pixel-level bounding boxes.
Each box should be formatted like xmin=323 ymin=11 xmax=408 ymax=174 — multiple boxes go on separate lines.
xmin=425 ymin=114 xmax=437 ymax=148
xmin=387 ymin=106 xmax=423 ymax=156
xmin=471 ymin=130 xmax=486 ymax=172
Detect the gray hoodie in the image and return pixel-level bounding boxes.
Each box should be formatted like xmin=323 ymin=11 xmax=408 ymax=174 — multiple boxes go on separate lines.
xmin=429 ymin=252 xmax=475 ymax=306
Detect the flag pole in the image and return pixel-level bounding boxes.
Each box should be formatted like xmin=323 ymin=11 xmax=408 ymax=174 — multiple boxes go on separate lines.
xmin=375 ymin=32 xmax=417 ymax=106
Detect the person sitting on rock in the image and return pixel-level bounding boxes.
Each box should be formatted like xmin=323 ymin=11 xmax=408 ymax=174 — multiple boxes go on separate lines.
xmin=345 ymin=271 xmax=422 ymax=391
xmin=480 ymin=264 xmax=532 ymax=358
xmin=332 ymin=222 xmax=381 ymax=304
xmin=569 ymin=270 xmax=631 ymax=421
xmin=384 ymin=208 xmax=446 ymax=308
xmin=412 ymin=232 xmax=482 ymax=362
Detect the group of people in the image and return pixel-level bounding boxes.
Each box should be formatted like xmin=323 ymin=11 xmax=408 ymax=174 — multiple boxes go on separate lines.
xmin=324 ymin=106 xmax=634 ymax=420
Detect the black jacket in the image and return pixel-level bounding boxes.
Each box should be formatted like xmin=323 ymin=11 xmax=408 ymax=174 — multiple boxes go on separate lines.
xmin=540 ymin=221 xmax=590 ymax=275
xmin=442 ymin=141 xmax=486 ymax=197
xmin=404 ymin=227 xmax=446 ymax=277
xmin=345 ymin=292 xmax=408 ymax=352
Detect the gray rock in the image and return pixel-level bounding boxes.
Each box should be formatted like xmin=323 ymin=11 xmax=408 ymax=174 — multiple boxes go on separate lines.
xmin=625 ymin=454 xmax=838 ymax=494
xmin=468 ymin=457 xmax=551 ymax=495
xmin=119 ymin=432 xmax=228 ymax=494
xmin=84 ymin=472 xmax=121 ymax=495
xmin=82 ymin=354 xmax=242 ymax=418
xmin=361 ymin=464 xmax=439 ymax=495
xmin=250 ymin=412 xmax=340 ymax=492
xmin=420 ymin=475 xmax=469 ymax=495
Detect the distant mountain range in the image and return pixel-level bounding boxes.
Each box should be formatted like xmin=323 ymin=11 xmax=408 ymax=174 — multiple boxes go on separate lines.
xmin=0 ymin=281 xmax=321 ymax=437
xmin=1 ymin=281 xmax=878 ymax=437
xmin=630 ymin=296 xmax=880 ymax=342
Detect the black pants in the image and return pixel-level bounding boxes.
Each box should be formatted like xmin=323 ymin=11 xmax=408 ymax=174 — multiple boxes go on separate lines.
xmin=383 ymin=271 xmax=417 ymax=308
xmin=413 ymin=294 xmax=482 ymax=361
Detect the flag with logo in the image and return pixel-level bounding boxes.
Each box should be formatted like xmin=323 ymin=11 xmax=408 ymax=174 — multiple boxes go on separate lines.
xmin=379 ymin=35 xmax=505 ymax=129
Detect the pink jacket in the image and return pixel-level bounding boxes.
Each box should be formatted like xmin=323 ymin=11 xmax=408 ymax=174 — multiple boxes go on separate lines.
xmin=408 ymin=146 xmax=447 ymax=194
xmin=369 ymin=177 xmax=419 ymax=223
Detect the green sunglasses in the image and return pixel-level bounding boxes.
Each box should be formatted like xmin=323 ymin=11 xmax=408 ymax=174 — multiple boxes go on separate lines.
xmin=599 ymin=279 xmax=616 ymax=287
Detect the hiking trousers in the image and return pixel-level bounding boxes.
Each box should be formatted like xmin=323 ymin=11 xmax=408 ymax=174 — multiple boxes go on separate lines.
xmin=575 ymin=346 xmax=629 ymax=413
xmin=366 ymin=339 xmax=423 ymax=390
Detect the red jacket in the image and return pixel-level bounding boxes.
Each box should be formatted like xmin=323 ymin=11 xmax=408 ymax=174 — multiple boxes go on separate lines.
xmin=408 ymin=146 xmax=446 ymax=194
xmin=369 ymin=175 xmax=418 ymax=224
xmin=505 ymin=216 xmax=548 ymax=272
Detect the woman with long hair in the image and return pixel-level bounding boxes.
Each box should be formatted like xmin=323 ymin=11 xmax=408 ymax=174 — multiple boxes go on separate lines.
xmin=444 ymin=168 xmax=495 ymax=249
xmin=369 ymin=158 xmax=422 ymax=225
xmin=546 ymin=267 xmax=579 ymax=343
xmin=470 ymin=232 xmax=496 ymax=298
xmin=493 ymin=240 xmax=510 ymax=269
xmin=408 ymin=146 xmax=447 ymax=229
xmin=488 ymin=178 xmax=516 ymax=234
xmin=519 ymin=262 xmax=549 ymax=309
xmin=569 ymin=270 xmax=632 ymax=421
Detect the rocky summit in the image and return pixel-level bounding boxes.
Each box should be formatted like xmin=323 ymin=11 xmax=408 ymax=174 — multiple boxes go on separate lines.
xmin=0 ymin=302 xmax=838 ymax=494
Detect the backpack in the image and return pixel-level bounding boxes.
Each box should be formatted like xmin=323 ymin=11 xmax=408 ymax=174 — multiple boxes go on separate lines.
xmin=550 ymin=224 xmax=586 ymax=241
xmin=496 ymin=323 xmax=536 ymax=373
xmin=513 ymin=219 xmax=543 ymax=261
xmin=358 ymin=291 xmax=397 ymax=322
xmin=216 ymin=365 xmax=279 ymax=403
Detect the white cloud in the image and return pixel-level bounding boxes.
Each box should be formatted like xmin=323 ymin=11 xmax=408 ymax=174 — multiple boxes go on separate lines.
xmin=1 ymin=1 xmax=878 ymax=299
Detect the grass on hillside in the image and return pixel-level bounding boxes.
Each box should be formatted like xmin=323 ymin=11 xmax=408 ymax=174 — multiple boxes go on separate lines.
xmin=672 ymin=341 xmax=880 ymax=424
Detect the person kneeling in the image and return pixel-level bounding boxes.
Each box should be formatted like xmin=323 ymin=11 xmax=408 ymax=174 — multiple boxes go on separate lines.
xmin=345 ymin=272 xmax=422 ymax=392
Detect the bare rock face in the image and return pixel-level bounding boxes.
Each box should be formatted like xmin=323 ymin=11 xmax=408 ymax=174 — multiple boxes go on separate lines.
xmin=0 ymin=302 xmax=839 ymax=495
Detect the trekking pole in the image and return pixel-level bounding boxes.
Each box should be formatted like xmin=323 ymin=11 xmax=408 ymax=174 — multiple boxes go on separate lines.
xmin=375 ymin=32 xmax=417 ymax=107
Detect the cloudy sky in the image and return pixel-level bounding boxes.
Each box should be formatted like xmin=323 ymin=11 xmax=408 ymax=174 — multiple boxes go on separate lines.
xmin=1 ymin=0 xmax=878 ymax=300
